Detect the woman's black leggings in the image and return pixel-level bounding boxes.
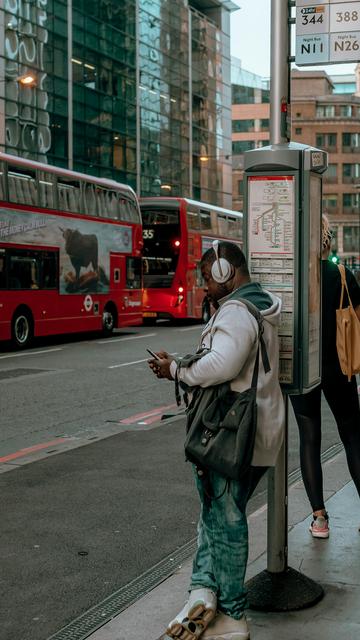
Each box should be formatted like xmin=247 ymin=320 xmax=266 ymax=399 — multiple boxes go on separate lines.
xmin=290 ymin=374 xmax=360 ymax=512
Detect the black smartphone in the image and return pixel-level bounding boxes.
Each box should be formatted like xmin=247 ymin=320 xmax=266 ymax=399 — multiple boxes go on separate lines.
xmin=146 ymin=348 xmax=160 ymax=360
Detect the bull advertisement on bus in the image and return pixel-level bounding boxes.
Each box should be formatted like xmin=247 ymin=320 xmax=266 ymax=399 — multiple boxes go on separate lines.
xmin=0 ymin=208 xmax=132 ymax=294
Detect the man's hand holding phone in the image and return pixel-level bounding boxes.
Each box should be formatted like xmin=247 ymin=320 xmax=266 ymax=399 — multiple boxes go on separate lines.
xmin=147 ymin=349 xmax=175 ymax=380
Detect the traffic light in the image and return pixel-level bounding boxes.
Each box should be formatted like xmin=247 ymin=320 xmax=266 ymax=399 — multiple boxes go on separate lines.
xmin=330 ymin=249 xmax=339 ymax=264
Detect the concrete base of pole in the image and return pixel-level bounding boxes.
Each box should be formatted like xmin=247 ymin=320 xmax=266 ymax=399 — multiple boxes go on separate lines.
xmin=246 ymin=567 xmax=324 ymax=611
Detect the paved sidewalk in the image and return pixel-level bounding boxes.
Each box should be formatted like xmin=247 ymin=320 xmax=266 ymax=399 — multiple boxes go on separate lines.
xmin=88 ymin=449 xmax=360 ymax=640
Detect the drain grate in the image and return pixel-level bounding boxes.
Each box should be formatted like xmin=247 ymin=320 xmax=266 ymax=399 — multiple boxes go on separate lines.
xmin=0 ymin=368 xmax=51 ymax=380
xmin=47 ymin=538 xmax=197 ymax=640
xmin=46 ymin=441 xmax=345 ymax=640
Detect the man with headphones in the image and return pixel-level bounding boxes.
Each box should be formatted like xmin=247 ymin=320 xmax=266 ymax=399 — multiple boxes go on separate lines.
xmin=148 ymin=240 xmax=284 ymax=640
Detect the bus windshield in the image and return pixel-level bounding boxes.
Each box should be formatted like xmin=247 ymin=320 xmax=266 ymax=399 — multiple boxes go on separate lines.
xmin=142 ymin=209 xmax=181 ymax=288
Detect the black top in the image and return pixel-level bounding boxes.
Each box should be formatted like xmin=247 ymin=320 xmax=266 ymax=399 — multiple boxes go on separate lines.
xmin=322 ymin=260 xmax=360 ymax=372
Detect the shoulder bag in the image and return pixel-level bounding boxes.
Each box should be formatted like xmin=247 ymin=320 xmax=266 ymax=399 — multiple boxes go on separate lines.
xmin=182 ymin=299 xmax=270 ymax=481
xmin=336 ymin=263 xmax=360 ymax=381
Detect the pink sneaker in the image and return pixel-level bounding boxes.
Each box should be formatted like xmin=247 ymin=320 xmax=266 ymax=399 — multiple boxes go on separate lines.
xmin=309 ymin=513 xmax=329 ymax=539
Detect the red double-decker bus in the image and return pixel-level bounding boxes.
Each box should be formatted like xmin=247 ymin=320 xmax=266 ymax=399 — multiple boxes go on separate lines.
xmin=140 ymin=197 xmax=243 ymax=323
xmin=0 ymin=153 xmax=143 ymax=348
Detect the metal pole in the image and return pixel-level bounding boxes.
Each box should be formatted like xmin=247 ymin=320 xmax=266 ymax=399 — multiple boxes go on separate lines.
xmin=266 ymin=0 xmax=290 ymax=574
xmin=270 ymin=0 xmax=290 ymax=145
xmin=267 ymin=394 xmax=288 ymax=573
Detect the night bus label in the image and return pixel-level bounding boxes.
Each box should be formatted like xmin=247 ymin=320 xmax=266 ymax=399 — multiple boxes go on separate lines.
xmin=0 ymin=207 xmax=132 ymax=294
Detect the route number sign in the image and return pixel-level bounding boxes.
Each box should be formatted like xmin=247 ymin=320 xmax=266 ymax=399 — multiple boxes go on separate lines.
xmin=296 ymin=1 xmax=360 ymax=65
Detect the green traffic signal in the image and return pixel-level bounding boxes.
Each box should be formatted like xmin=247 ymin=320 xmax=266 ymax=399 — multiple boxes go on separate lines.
xmin=330 ymin=250 xmax=339 ymax=264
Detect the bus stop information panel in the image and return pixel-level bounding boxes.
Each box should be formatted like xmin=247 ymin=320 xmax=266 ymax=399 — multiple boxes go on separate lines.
xmin=244 ymin=143 xmax=328 ymax=395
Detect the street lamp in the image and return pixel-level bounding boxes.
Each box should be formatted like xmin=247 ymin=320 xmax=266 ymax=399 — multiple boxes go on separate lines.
xmin=18 ymin=74 xmax=36 ymax=86
xmin=0 ymin=73 xmax=36 ymax=87
xmin=199 ymin=154 xmax=230 ymax=162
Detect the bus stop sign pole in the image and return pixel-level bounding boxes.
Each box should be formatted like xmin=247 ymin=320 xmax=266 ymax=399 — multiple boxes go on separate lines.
xmin=245 ymin=0 xmax=324 ymax=611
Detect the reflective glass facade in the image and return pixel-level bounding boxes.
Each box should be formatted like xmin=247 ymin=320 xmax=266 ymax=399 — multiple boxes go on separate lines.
xmin=0 ymin=0 xmax=234 ymax=207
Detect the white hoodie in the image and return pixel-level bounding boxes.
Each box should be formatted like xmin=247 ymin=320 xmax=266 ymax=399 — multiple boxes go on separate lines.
xmin=171 ymin=292 xmax=285 ymax=466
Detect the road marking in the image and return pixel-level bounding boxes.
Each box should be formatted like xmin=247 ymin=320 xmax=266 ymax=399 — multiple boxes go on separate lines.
xmin=109 ymin=352 xmax=178 ymax=369
xmin=119 ymin=403 xmax=177 ymax=425
xmin=0 ymin=348 xmax=63 ymax=360
xmin=0 ymin=438 xmax=69 ymax=463
xmin=97 ymin=333 xmax=156 ymax=344
xmin=108 ymin=357 xmax=149 ymax=369
xmin=179 ymin=325 xmax=202 ymax=332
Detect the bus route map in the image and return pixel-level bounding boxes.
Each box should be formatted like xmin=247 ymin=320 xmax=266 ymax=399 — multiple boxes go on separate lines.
xmin=248 ymin=175 xmax=296 ymax=384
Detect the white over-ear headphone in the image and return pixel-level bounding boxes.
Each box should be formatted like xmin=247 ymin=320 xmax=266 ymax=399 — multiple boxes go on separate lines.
xmin=211 ymin=240 xmax=234 ymax=284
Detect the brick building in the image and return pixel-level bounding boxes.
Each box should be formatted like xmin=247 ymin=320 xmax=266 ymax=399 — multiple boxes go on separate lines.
xmin=292 ymin=69 xmax=360 ymax=265
xmin=231 ymin=61 xmax=360 ymax=265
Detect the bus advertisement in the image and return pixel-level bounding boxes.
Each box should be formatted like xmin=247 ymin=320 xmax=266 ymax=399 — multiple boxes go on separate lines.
xmin=140 ymin=197 xmax=243 ymax=323
xmin=0 ymin=153 xmax=143 ymax=348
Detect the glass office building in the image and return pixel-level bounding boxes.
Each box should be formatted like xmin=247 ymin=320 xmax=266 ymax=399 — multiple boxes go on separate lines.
xmin=0 ymin=0 xmax=236 ymax=207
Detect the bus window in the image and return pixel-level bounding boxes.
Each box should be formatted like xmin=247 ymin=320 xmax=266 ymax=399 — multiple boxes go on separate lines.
xmin=126 ymin=257 xmax=142 ymax=289
xmin=228 ymin=216 xmax=241 ymax=239
xmin=84 ymin=183 xmax=98 ymax=216
xmin=0 ymin=250 xmax=5 ymax=288
xmin=38 ymin=171 xmax=56 ymax=209
xmin=8 ymin=167 xmax=37 ymax=206
xmin=200 ymin=209 xmax=211 ymax=231
xmin=0 ymin=162 xmax=5 ymax=200
xmin=218 ymin=214 xmax=228 ymax=236
xmin=187 ymin=210 xmax=200 ymax=230
xmin=42 ymin=252 xmax=58 ymax=289
xmin=58 ymin=178 xmax=82 ymax=213
xmin=120 ymin=197 xmax=140 ymax=223
xmin=141 ymin=207 xmax=181 ymax=288
xmin=107 ymin=191 xmax=119 ymax=219
xmin=97 ymin=187 xmax=110 ymax=218
xmin=9 ymin=252 xmax=40 ymax=290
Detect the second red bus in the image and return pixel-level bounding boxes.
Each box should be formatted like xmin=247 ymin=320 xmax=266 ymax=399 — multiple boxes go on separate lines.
xmin=140 ymin=197 xmax=243 ymax=323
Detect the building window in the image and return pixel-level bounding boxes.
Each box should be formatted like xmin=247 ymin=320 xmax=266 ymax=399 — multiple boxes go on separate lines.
xmin=339 ymin=105 xmax=352 ymax=117
xmin=316 ymin=133 xmax=337 ymax=151
xmin=343 ymin=226 xmax=359 ymax=253
xmin=343 ymin=163 xmax=360 ymax=182
xmin=323 ymin=195 xmax=338 ymax=210
xmin=295 ymin=127 xmax=302 ymax=135
xmin=296 ymin=112 xmax=301 ymax=118
xmin=232 ymin=84 xmax=255 ymax=105
xmin=232 ymin=140 xmax=255 ymax=154
xmin=238 ymin=180 xmax=243 ymax=196
xmin=260 ymin=119 xmax=269 ymax=131
xmin=343 ymin=193 xmax=360 ymax=209
xmin=232 ymin=119 xmax=255 ymax=133
xmin=342 ymin=132 xmax=360 ymax=151
xmin=325 ymin=164 xmax=337 ymax=182
xmin=316 ymin=105 xmax=335 ymax=118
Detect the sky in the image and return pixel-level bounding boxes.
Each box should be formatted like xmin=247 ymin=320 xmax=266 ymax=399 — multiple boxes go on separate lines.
xmin=230 ymin=0 xmax=357 ymax=78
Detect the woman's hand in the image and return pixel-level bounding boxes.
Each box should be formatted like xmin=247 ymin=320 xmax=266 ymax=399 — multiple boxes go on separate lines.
xmin=148 ymin=351 xmax=175 ymax=380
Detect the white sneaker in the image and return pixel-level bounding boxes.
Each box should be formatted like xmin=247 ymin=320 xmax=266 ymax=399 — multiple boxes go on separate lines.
xmin=201 ymin=611 xmax=250 ymax=640
xmin=167 ymin=588 xmax=217 ymax=639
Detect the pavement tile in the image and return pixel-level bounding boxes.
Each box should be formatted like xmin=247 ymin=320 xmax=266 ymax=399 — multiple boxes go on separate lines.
xmin=88 ymin=451 xmax=360 ymax=640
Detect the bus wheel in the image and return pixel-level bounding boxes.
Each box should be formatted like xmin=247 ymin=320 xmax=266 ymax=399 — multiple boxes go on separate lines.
xmin=102 ymin=305 xmax=116 ymax=336
xmin=201 ymin=299 xmax=211 ymax=324
xmin=12 ymin=310 xmax=33 ymax=349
